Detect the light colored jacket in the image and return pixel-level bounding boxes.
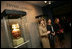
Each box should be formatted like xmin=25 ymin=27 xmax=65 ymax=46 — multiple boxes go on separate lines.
xmin=39 ymin=25 xmax=50 ymax=48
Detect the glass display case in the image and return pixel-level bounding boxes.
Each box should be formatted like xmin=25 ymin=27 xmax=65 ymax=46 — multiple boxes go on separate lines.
xmin=1 ymin=9 xmax=30 ymax=48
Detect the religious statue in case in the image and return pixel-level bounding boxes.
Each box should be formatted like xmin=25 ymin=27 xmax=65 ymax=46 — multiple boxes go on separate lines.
xmin=12 ymin=23 xmax=24 ymax=47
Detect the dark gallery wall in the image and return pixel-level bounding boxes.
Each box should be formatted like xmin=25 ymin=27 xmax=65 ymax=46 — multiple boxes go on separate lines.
xmin=42 ymin=1 xmax=71 ymax=19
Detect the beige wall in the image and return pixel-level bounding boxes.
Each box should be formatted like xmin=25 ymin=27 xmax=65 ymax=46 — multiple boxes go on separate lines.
xmin=1 ymin=1 xmax=43 ymax=23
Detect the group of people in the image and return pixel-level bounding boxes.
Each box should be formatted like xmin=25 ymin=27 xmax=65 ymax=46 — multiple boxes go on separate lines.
xmin=38 ymin=17 xmax=64 ymax=48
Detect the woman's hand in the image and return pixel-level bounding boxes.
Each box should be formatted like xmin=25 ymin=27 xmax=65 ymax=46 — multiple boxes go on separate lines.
xmin=47 ymin=31 xmax=50 ymax=34
xmin=51 ymin=32 xmax=55 ymax=36
xmin=59 ymin=29 xmax=64 ymax=33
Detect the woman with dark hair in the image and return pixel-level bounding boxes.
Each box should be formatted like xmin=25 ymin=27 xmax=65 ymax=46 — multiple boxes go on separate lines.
xmin=54 ymin=18 xmax=64 ymax=48
xmin=46 ymin=18 xmax=55 ymax=48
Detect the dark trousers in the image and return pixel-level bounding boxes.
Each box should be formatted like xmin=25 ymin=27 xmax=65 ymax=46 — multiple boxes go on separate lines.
xmin=48 ymin=34 xmax=55 ymax=48
xmin=56 ymin=33 xmax=64 ymax=42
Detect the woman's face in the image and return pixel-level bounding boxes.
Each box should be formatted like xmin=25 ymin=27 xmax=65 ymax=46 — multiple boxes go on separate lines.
xmin=56 ymin=19 xmax=59 ymax=23
xmin=48 ymin=19 xmax=51 ymax=23
xmin=41 ymin=20 xmax=45 ymax=24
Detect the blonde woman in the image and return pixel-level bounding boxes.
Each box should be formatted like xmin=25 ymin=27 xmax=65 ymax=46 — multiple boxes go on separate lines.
xmin=39 ymin=18 xmax=50 ymax=48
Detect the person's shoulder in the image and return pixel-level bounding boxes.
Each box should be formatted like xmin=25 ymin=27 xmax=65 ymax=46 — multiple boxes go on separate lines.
xmin=47 ymin=25 xmax=49 ymax=26
xmin=47 ymin=25 xmax=51 ymax=27
xmin=54 ymin=23 xmax=57 ymax=25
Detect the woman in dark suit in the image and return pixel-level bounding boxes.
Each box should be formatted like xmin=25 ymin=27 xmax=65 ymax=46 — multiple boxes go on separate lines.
xmin=46 ymin=18 xmax=55 ymax=48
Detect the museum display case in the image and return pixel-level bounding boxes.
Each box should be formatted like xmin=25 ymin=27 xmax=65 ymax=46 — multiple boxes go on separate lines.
xmin=1 ymin=9 xmax=30 ymax=48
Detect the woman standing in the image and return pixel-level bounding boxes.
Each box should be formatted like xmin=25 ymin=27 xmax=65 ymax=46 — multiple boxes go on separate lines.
xmin=39 ymin=18 xmax=50 ymax=48
xmin=54 ymin=18 xmax=64 ymax=48
xmin=46 ymin=18 xmax=55 ymax=48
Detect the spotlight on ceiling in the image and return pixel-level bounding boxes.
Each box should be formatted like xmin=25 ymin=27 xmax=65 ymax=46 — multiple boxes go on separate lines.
xmin=44 ymin=1 xmax=51 ymax=4
xmin=44 ymin=1 xmax=47 ymax=3
xmin=49 ymin=1 xmax=51 ymax=4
